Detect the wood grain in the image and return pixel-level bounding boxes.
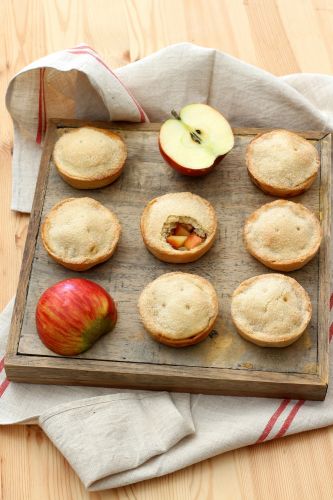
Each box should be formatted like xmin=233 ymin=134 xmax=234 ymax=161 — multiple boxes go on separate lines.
xmin=5 ymin=121 xmax=330 ymax=400
xmin=1 ymin=0 xmax=333 ymax=498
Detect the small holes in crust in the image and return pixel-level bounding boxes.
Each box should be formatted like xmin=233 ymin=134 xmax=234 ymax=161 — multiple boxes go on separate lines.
xmin=297 ymin=226 xmax=300 ymax=231
xmin=185 ymin=304 xmax=190 ymax=310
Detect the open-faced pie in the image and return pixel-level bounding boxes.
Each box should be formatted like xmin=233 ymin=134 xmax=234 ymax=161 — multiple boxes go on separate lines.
xmin=140 ymin=192 xmax=217 ymax=263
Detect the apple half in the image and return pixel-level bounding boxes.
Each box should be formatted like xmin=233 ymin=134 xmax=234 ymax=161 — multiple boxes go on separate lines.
xmin=159 ymin=103 xmax=234 ymax=176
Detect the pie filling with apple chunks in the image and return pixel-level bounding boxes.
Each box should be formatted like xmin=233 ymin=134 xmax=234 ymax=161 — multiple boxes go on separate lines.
xmin=140 ymin=192 xmax=217 ymax=263
xmin=163 ymin=218 xmax=206 ymax=251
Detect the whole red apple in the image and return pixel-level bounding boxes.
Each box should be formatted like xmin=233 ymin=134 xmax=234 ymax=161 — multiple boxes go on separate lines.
xmin=159 ymin=104 xmax=234 ymax=176
xmin=36 ymin=278 xmax=117 ymax=356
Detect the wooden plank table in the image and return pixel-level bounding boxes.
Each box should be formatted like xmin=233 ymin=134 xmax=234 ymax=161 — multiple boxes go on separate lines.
xmin=1 ymin=1 xmax=333 ymax=498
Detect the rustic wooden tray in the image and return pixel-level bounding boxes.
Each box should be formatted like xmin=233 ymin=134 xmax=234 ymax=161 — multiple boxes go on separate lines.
xmin=5 ymin=119 xmax=331 ymax=400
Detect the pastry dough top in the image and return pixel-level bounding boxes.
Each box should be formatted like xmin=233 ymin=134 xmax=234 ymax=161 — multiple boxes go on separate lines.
xmin=244 ymin=200 xmax=321 ymax=263
xmin=53 ymin=127 xmax=126 ymax=180
xmin=138 ymin=272 xmax=218 ymax=340
xmin=231 ymin=274 xmax=311 ymax=343
xmin=42 ymin=197 xmax=120 ymax=265
xmin=247 ymin=130 xmax=319 ymax=189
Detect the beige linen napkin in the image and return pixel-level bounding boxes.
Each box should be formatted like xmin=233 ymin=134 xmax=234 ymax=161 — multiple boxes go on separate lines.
xmin=39 ymin=392 xmax=194 ymax=486
xmin=1 ymin=43 xmax=333 ymax=490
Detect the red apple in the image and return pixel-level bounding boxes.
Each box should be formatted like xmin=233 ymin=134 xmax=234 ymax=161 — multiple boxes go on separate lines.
xmin=159 ymin=103 xmax=234 ymax=176
xmin=36 ymin=278 xmax=117 ymax=356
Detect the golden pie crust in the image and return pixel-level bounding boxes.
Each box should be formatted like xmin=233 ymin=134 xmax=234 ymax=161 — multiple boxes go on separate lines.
xmin=138 ymin=272 xmax=219 ymax=347
xmin=231 ymin=274 xmax=312 ymax=347
xmin=246 ymin=129 xmax=319 ymax=197
xmin=53 ymin=126 xmax=127 ymax=189
xmin=140 ymin=192 xmax=217 ymax=263
xmin=244 ymin=200 xmax=321 ymax=271
xmin=42 ymin=197 xmax=121 ymax=271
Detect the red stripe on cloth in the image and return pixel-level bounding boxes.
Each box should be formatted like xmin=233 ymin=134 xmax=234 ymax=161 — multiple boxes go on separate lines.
xmin=329 ymin=323 xmax=333 ymax=342
xmin=42 ymin=68 xmax=47 ymax=134
xmin=258 ymin=296 xmax=332 ymax=445
xmin=0 ymin=357 xmax=10 ymax=397
xmin=70 ymin=44 xmax=96 ymax=52
xmin=0 ymin=378 xmax=9 ymax=397
xmin=36 ymin=68 xmax=43 ymax=144
xmin=67 ymin=49 xmax=147 ymax=123
xmin=256 ymin=399 xmax=291 ymax=443
xmin=269 ymin=316 xmax=332 ymax=441
xmin=274 ymin=400 xmax=305 ymax=439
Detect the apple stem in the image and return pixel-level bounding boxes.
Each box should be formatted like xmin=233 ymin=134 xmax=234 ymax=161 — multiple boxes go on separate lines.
xmin=170 ymin=109 xmax=202 ymax=144
xmin=171 ymin=109 xmax=181 ymax=120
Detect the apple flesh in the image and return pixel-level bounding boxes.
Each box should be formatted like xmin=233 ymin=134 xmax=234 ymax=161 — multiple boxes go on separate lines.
xmin=166 ymin=223 xmax=205 ymax=251
xmin=166 ymin=235 xmax=188 ymax=249
xmin=184 ymin=233 xmax=204 ymax=250
xmin=159 ymin=103 xmax=234 ymax=176
xmin=36 ymin=278 xmax=117 ymax=356
xmin=174 ymin=223 xmax=191 ymax=237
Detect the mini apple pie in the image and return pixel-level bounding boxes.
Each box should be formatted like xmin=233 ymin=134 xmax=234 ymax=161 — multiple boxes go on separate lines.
xmin=140 ymin=192 xmax=217 ymax=263
xmin=244 ymin=200 xmax=321 ymax=271
xmin=53 ymin=126 xmax=127 ymax=189
xmin=42 ymin=197 xmax=121 ymax=271
xmin=138 ymin=272 xmax=219 ymax=347
xmin=231 ymin=274 xmax=312 ymax=347
xmin=246 ymin=129 xmax=319 ymax=197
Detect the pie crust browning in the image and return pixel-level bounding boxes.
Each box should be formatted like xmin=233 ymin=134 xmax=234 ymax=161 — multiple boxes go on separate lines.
xmin=244 ymin=200 xmax=321 ymax=271
xmin=231 ymin=274 xmax=312 ymax=347
xmin=246 ymin=129 xmax=319 ymax=197
xmin=53 ymin=126 xmax=127 ymax=189
xmin=42 ymin=197 xmax=121 ymax=271
xmin=138 ymin=272 xmax=219 ymax=347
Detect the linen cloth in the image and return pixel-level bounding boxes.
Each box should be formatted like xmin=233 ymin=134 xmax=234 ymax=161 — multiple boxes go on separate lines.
xmin=1 ymin=43 xmax=333 ymax=490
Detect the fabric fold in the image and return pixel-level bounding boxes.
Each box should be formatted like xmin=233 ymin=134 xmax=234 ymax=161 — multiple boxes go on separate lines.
xmin=6 ymin=44 xmax=147 ymax=213
xmin=39 ymin=392 xmax=194 ymax=488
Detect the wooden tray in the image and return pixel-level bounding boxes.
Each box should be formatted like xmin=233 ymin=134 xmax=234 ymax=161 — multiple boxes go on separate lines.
xmin=5 ymin=119 xmax=331 ymax=400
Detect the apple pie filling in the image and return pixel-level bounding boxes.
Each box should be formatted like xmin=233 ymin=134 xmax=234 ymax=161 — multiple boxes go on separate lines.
xmin=162 ymin=216 xmax=207 ymax=251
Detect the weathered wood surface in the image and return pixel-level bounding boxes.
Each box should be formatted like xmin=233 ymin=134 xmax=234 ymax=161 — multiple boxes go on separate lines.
xmin=2 ymin=1 xmax=333 ymax=499
xmin=5 ymin=120 xmax=330 ymax=399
